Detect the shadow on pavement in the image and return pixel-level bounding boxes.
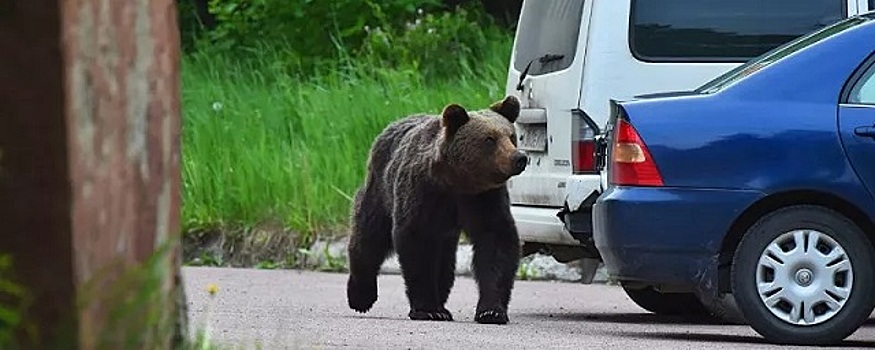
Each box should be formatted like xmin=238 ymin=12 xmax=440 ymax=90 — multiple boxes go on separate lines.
xmin=525 ymin=312 xmax=875 ymax=347
xmin=523 ymin=312 xmax=732 ymax=326
xmin=614 ymin=331 xmax=766 ymax=344
xmin=342 ymin=315 xmax=407 ymax=321
xmin=614 ymin=331 xmax=875 ymax=348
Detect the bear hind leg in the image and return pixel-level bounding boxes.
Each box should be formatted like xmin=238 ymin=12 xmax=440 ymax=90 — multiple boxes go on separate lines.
xmin=395 ymin=230 xmax=453 ymax=321
xmin=408 ymin=234 xmax=460 ymax=321
xmin=435 ymin=234 xmax=460 ymax=316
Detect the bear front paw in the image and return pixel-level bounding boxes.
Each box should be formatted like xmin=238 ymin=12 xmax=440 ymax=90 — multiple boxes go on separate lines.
xmin=347 ymin=278 xmax=378 ymax=313
xmin=474 ymin=309 xmax=508 ymax=325
xmin=408 ymin=308 xmax=454 ymax=321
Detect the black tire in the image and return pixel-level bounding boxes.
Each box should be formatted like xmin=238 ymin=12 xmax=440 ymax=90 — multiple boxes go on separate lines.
xmin=696 ymin=291 xmax=747 ymax=325
xmin=731 ymin=205 xmax=875 ymax=345
xmin=622 ymin=283 xmax=709 ymax=315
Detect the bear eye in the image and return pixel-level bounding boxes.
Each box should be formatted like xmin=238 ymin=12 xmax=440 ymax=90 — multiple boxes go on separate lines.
xmin=485 ymin=136 xmax=496 ymax=145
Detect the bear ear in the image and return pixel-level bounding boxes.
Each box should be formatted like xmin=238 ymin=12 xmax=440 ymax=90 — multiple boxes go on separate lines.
xmin=441 ymin=103 xmax=470 ymax=136
xmin=490 ymin=95 xmax=521 ymax=123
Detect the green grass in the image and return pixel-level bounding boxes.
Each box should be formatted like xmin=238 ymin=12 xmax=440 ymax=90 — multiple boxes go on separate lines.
xmin=181 ymin=37 xmax=514 ymax=239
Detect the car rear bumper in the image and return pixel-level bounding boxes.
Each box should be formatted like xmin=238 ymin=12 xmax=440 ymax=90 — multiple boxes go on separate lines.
xmin=593 ymin=186 xmax=763 ymax=289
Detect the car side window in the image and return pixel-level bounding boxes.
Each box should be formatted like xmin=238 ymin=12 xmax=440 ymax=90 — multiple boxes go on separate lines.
xmin=849 ymin=63 xmax=875 ymax=105
xmin=871 ymin=0 xmax=874 ymax=11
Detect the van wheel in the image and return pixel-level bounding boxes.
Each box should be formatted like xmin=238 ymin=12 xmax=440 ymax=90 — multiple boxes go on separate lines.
xmin=731 ymin=206 xmax=875 ymax=345
xmin=622 ymin=283 xmax=708 ymax=315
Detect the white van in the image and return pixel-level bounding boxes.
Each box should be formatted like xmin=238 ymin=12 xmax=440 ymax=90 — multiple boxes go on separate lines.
xmin=505 ymin=0 xmax=873 ymax=282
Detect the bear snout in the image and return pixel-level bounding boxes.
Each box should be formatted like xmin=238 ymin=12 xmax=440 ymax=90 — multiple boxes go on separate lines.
xmin=511 ymin=152 xmax=528 ymax=176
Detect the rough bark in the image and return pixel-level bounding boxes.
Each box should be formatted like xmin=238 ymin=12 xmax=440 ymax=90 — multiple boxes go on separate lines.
xmin=0 ymin=1 xmax=76 ymax=347
xmin=0 ymin=0 xmax=185 ymax=348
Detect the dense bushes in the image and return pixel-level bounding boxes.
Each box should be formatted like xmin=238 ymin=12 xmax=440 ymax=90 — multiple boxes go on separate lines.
xmin=204 ymin=0 xmax=439 ymax=52
xmin=177 ymin=0 xmax=516 ymax=78
xmin=177 ymin=1 xmax=518 ymax=236
xmin=359 ymin=6 xmax=506 ymax=80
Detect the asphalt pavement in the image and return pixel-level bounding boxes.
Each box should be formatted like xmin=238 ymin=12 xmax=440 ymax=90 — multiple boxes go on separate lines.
xmin=182 ymin=267 xmax=875 ymax=350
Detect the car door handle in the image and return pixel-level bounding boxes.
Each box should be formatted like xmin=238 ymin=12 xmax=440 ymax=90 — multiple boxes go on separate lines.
xmin=855 ymin=126 xmax=875 ymax=138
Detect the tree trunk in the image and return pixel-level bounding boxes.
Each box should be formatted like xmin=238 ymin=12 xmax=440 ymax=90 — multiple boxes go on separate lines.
xmin=0 ymin=0 xmax=185 ymax=348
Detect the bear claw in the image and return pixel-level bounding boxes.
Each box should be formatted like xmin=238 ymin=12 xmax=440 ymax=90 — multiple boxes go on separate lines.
xmin=409 ymin=308 xmax=454 ymax=321
xmin=348 ymin=300 xmax=375 ymax=313
xmin=475 ymin=309 xmax=508 ymax=324
xmin=348 ymin=294 xmax=376 ymax=313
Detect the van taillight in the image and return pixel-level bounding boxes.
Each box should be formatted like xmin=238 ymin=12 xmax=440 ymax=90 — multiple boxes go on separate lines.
xmin=609 ymin=118 xmax=664 ymax=186
xmin=573 ymin=140 xmax=595 ymax=172
xmin=572 ymin=113 xmax=597 ymax=174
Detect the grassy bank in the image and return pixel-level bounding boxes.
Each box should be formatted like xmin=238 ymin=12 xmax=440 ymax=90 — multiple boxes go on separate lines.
xmin=181 ymin=37 xmax=514 ymax=242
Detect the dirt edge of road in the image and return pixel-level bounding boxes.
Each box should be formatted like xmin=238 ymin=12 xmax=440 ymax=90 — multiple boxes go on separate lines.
xmin=182 ymin=229 xmax=611 ymax=283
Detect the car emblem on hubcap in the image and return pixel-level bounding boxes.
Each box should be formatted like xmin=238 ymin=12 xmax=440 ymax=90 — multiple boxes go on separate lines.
xmin=795 ymin=269 xmax=813 ymax=286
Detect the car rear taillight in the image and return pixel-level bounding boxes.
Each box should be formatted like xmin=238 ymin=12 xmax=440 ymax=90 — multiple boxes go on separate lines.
xmin=609 ymin=118 xmax=664 ymax=186
xmin=572 ymin=112 xmax=598 ymax=174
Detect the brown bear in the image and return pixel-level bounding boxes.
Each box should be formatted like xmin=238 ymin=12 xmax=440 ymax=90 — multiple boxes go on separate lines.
xmin=345 ymin=95 xmax=527 ymax=324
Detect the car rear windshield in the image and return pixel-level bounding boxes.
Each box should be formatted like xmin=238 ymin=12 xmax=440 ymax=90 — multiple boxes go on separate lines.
xmin=630 ymin=0 xmax=846 ymax=62
xmin=696 ymin=16 xmax=872 ymax=94
xmin=512 ymin=0 xmax=585 ymax=75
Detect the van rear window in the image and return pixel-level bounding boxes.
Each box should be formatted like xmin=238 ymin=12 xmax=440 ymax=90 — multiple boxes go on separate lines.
xmin=630 ymin=0 xmax=845 ymax=62
xmin=513 ymin=0 xmax=585 ymax=75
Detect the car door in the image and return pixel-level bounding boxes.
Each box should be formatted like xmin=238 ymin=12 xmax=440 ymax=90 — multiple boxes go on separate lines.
xmin=839 ymin=54 xmax=875 ymax=198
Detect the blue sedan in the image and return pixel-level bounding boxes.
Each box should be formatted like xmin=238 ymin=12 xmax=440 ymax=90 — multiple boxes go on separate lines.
xmin=593 ymin=12 xmax=875 ymax=345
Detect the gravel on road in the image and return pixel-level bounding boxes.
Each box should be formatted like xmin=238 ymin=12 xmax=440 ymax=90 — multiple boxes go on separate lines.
xmin=183 ymin=267 xmax=875 ymax=350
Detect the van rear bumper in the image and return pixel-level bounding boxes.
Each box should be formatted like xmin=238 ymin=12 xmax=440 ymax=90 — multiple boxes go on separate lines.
xmin=510 ymin=205 xmax=578 ymax=245
xmin=510 ymin=173 xmax=602 ymax=247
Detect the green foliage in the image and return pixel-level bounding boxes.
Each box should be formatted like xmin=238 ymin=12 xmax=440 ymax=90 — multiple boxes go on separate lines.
xmin=77 ymin=244 xmax=181 ymax=349
xmin=177 ymin=0 xmax=204 ymax=51
xmin=254 ymin=260 xmax=280 ymax=270
xmin=180 ymin=35 xmax=512 ymax=236
xmin=202 ymin=0 xmax=442 ymax=68
xmin=515 ymin=257 xmax=538 ymax=281
xmin=187 ymin=252 xmax=224 ymax=267
xmin=360 ymin=5 xmax=506 ymax=81
xmin=180 ymin=1 xmax=512 ymax=78
xmin=0 ymin=254 xmax=35 ymax=349
xmin=317 ymin=245 xmax=346 ymax=273
xmin=178 ymin=0 xmax=515 ymax=238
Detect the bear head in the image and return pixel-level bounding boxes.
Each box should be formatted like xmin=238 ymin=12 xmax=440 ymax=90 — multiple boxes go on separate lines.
xmin=437 ymin=95 xmax=528 ymax=194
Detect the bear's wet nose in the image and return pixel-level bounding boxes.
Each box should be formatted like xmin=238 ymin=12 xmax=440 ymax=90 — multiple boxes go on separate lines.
xmin=512 ymin=152 xmax=528 ymax=175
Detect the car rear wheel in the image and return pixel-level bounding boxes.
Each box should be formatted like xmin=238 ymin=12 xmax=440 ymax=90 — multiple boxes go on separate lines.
xmin=731 ymin=205 xmax=875 ymax=345
xmin=695 ymin=291 xmax=747 ymax=325
xmin=622 ymin=283 xmax=709 ymax=316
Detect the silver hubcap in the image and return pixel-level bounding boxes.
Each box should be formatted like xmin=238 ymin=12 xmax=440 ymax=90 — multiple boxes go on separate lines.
xmin=756 ymin=230 xmax=853 ymax=326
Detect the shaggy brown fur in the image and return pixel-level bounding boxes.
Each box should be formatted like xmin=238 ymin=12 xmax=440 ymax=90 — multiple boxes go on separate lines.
xmin=346 ymin=96 xmax=527 ymax=324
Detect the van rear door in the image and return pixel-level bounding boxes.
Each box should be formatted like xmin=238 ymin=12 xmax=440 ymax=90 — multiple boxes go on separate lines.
xmin=505 ymin=0 xmax=597 ymax=207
